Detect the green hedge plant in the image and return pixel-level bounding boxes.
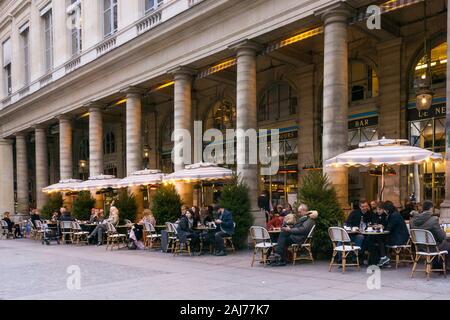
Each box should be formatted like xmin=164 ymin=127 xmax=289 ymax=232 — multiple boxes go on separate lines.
xmin=151 ymin=184 xmax=183 ymax=225
xmin=41 ymin=193 xmax=64 ymax=219
xmin=219 ymin=175 xmax=253 ymax=250
xmin=72 ymin=191 xmax=95 ymax=220
xmin=297 ymin=171 xmax=344 ymax=259
xmin=115 ymin=191 xmax=138 ymax=223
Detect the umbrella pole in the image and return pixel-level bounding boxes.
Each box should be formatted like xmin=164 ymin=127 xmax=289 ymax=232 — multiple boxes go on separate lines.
xmin=380 ymin=164 xmax=385 ymax=202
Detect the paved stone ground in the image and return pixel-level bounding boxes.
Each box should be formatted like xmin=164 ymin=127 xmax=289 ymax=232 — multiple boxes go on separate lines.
xmin=1 ymin=239 xmax=449 ymax=300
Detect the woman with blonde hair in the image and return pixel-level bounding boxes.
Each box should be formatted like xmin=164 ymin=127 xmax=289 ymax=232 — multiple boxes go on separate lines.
xmin=88 ymin=206 xmax=120 ymax=246
xmin=141 ymin=209 xmax=156 ymax=226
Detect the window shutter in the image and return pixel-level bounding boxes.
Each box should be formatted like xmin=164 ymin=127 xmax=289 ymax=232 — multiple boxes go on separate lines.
xmin=2 ymin=38 xmax=11 ymax=67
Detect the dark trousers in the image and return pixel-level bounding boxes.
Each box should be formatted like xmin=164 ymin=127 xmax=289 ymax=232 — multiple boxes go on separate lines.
xmin=214 ymin=231 xmax=230 ymax=252
xmin=275 ymin=232 xmax=295 ymax=262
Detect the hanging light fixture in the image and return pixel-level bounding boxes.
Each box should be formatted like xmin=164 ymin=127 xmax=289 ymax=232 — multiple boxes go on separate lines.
xmin=414 ymin=0 xmax=434 ymax=111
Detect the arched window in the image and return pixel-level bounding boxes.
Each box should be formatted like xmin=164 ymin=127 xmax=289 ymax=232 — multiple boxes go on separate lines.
xmin=349 ymin=61 xmax=379 ymax=102
xmin=205 ymin=98 xmax=236 ymax=131
xmin=258 ymin=82 xmax=297 ymax=122
xmin=413 ymin=41 xmax=447 ymax=88
xmin=103 ymin=131 xmax=116 ymax=154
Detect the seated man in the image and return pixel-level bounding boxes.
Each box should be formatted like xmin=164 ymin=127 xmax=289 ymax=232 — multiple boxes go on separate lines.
xmin=59 ymin=207 xmax=75 ymax=222
xmin=212 ymin=206 xmax=235 ymax=256
xmin=2 ymin=212 xmax=22 ymax=238
xmin=375 ymin=201 xmax=410 ymax=267
xmin=30 ymin=209 xmax=42 ymax=228
xmin=176 ymin=209 xmax=200 ymax=253
xmin=345 ymin=200 xmax=373 ymax=261
xmin=88 ymin=206 xmax=120 ymax=246
xmin=410 ymin=200 xmax=450 ymax=270
xmin=272 ymin=204 xmax=317 ymax=266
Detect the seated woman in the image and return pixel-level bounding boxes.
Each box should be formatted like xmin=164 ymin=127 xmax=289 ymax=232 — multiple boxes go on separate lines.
xmin=176 ymin=209 xmax=200 ymax=253
xmin=88 ymin=206 xmax=120 ymax=246
xmin=3 ymin=212 xmax=22 ymax=238
xmin=141 ymin=209 xmax=156 ymax=226
xmin=267 ymin=212 xmax=283 ymax=230
xmin=200 ymin=206 xmax=213 ymax=225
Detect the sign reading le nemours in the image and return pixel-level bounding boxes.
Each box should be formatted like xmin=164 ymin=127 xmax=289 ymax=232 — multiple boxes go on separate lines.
xmin=408 ymin=103 xmax=446 ymax=121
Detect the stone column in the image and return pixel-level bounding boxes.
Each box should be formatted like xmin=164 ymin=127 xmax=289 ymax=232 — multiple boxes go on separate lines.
xmin=170 ymin=67 xmax=195 ymax=206
xmin=89 ymin=104 xmax=104 ymax=177
xmin=16 ymin=133 xmax=29 ymax=214
xmin=88 ymin=104 xmax=104 ymax=209
xmin=377 ymin=38 xmax=403 ymax=207
xmin=59 ymin=116 xmax=73 ymax=181
xmin=123 ymin=87 xmax=144 ymax=213
xmin=231 ymin=40 xmax=263 ymax=226
xmin=35 ymin=126 xmax=49 ymax=210
xmin=319 ymin=5 xmax=351 ymax=208
xmin=0 ymin=138 xmax=15 ymax=215
xmin=297 ymin=65 xmax=316 ymax=185
xmin=439 ymin=7 xmax=450 ymax=224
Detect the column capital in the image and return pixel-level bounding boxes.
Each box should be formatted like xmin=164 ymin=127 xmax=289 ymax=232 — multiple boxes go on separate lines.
xmin=0 ymin=138 xmax=14 ymax=146
xmin=85 ymin=102 xmax=105 ymax=112
xmin=315 ymin=2 xmax=353 ymax=25
xmin=168 ymin=66 xmax=197 ymax=80
xmin=120 ymin=86 xmax=147 ymax=97
xmin=33 ymin=124 xmax=47 ymax=131
xmin=56 ymin=114 xmax=73 ymax=122
xmin=15 ymin=132 xmax=27 ymax=139
xmin=229 ymin=39 xmax=263 ymax=56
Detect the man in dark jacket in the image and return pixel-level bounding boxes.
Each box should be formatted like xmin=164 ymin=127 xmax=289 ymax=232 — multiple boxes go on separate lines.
xmin=272 ymin=204 xmax=317 ymax=266
xmin=176 ymin=209 xmax=199 ymax=252
xmin=213 ymin=206 xmax=235 ymax=256
xmin=30 ymin=209 xmax=42 ymax=228
xmin=59 ymin=208 xmax=75 ymax=222
xmin=376 ymin=201 xmax=410 ymax=267
xmin=410 ymin=200 xmax=450 ymax=269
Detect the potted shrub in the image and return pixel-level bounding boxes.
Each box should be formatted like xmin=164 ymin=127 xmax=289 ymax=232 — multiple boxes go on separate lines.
xmin=72 ymin=191 xmax=95 ymax=221
xmin=41 ymin=193 xmax=64 ymax=219
xmin=151 ymin=184 xmax=183 ymax=225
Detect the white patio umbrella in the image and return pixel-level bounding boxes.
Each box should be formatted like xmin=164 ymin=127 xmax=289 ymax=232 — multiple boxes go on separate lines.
xmin=325 ymin=138 xmax=444 ymax=200
xmin=164 ymin=162 xmax=234 ymax=183
xmin=164 ymin=162 xmax=234 ymax=205
xmin=42 ymin=179 xmax=83 ymax=193
xmin=116 ymin=169 xmax=165 ymax=188
xmin=73 ymin=175 xmax=122 ymax=191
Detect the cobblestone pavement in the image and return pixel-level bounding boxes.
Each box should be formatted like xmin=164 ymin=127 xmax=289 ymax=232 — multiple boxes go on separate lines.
xmin=1 ymin=239 xmax=449 ymax=300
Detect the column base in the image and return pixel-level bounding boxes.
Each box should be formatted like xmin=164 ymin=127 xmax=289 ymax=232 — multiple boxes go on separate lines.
xmin=439 ymin=200 xmax=450 ymax=224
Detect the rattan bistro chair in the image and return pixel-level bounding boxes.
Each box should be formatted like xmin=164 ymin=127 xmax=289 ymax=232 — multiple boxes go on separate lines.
xmin=169 ymin=222 xmax=192 ymax=256
xmin=72 ymin=221 xmax=89 ymax=245
xmin=410 ymin=229 xmax=448 ymax=280
xmin=144 ymin=222 xmax=161 ymax=249
xmin=223 ymin=222 xmax=236 ymax=253
xmin=386 ymin=239 xmax=414 ymax=269
xmin=105 ymin=222 xmax=127 ymax=251
xmin=59 ymin=221 xmax=75 ymax=244
xmin=0 ymin=220 xmax=13 ymax=239
xmin=328 ymin=227 xmax=361 ymax=273
xmin=250 ymin=226 xmax=277 ymax=267
xmin=291 ymin=224 xmax=316 ymax=265
xmin=32 ymin=220 xmax=45 ymax=241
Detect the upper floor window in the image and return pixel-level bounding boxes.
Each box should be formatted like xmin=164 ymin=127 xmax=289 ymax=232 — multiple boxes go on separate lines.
xmin=103 ymin=0 xmax=118 ymax=37
xmin=258 ymin=82 xmax=297 ymax=122
xmin=68 ymin=0 xmax=82 ymax=55
xmin=414 ymin=41 xmax=447 ymax=88
xmin=103 ymin=131 xmax=116 ymax=154
xmin=2 ymin=38 xmax=12 ymax=95
xmin=20 ymin=27 xmax=30 ymax=85
xmin=145 ymin=0 xmax=163 ymax=13
xmin=43 ymin=10 xmax=54 ymax=72
xmin=349 ymin=61 xmax=379 ymax=102
xmin=205 ymin=99 xmax=236 ymax=131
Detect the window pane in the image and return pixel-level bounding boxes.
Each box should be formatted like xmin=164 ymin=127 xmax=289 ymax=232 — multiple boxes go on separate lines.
xmin=104 ymin=8 xmax=111 ymax=36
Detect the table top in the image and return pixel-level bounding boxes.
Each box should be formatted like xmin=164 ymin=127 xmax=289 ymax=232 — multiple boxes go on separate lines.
xmin=155 ymin=225 xmax=167 ymax=229
xmin=194 ymin=226 xmax=216 ymax=231
xmin=268 ymin=229 xmax=281 ymax=233
xmin=360 ymin=230 xmax=390 ymax=235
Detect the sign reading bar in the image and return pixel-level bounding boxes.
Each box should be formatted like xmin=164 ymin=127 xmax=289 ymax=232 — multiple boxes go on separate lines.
xmin=348 ymin=116 xmax=378 ymax=130
xmin=408 ymin=103 xmax=446 ymax=121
